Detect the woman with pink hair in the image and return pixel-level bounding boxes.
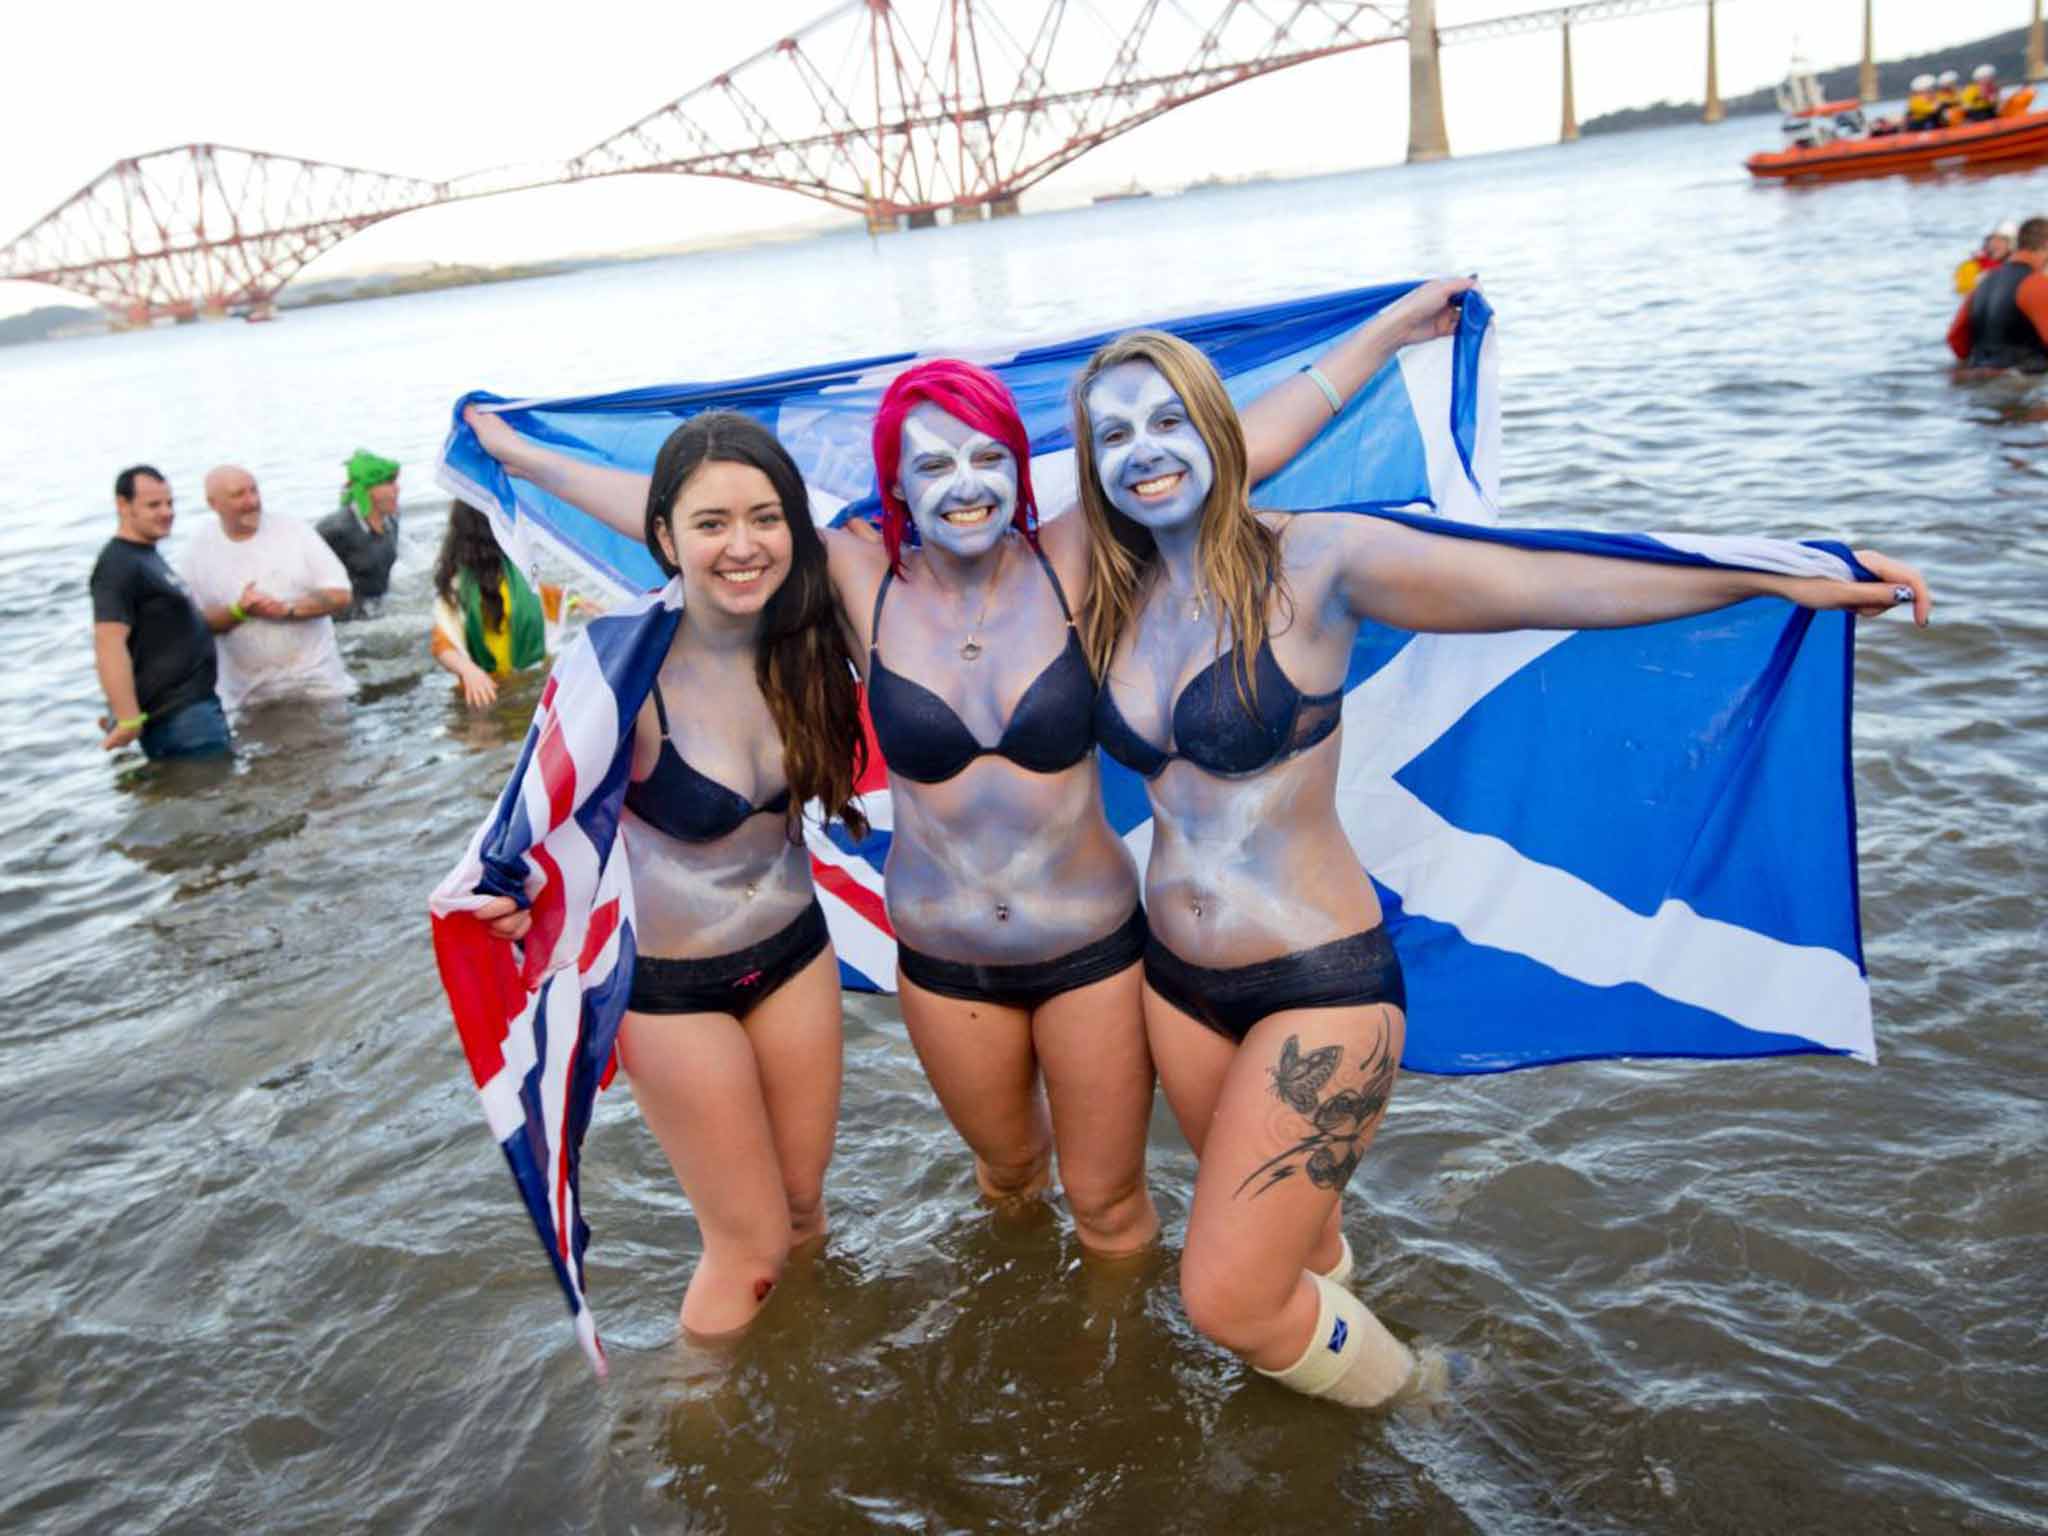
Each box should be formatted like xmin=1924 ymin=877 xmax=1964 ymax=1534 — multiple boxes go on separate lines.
xmin=460 ymin=284 xmax=1468 ymax=1267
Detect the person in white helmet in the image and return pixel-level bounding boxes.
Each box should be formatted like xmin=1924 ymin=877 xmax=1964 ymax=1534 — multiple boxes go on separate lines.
xmin=1906 ymin=74 xmax=1942 ymax=132
xmin=1963 ymin=63 xmax=2002 ymax=122
xmin=1936 ymin=69 xmax=1964 ymax=125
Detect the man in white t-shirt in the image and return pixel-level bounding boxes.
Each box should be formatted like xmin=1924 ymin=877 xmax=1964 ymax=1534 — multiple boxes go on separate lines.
xmin=181 ymin=465 xmax=355 ymax=711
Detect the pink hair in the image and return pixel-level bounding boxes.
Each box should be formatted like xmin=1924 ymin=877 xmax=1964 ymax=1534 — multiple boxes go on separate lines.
xmin=871 ymin=359 xmax=1038 ymax=573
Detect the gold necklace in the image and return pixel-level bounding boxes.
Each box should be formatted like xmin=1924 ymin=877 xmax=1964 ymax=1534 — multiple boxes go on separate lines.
xmin=958 ymin=534 xmax=1010 ymax=662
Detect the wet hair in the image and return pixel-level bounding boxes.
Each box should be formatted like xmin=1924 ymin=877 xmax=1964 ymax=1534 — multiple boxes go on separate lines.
xmin=433 ymin=500 xmax=509 ymax=628
xmin=115 ymin=464 xmax=165 ymax=502
xmin=2020 ymin=217 xmax=2048 ymax=253
xmin=871 ymin=359 xmax=1039 ymax=574
xmin=645 ymin=411 xmax=869 ymax=841
xmin=1070 ymin=330 xmax=1286 ymax=707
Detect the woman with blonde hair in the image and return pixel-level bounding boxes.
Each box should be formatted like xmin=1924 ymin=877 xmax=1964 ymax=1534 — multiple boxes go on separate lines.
xmin=1070 ymin=322 xmax=1932 ymax=1408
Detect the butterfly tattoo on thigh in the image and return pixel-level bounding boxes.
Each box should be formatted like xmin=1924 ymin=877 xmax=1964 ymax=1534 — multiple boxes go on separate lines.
xmin=1235 ymin=1017 xmax=1399 ymax=1201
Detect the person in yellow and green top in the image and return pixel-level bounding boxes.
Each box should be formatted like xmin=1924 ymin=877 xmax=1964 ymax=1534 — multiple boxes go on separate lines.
xmin=429 ymin=500 xmax=596 ymax=707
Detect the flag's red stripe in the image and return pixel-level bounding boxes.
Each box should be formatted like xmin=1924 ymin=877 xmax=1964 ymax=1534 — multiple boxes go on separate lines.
xmin=812 ymin=857 xmax=894 ymax=935
xmin=523 ymin=843 xmax=570 ymax=990
xmin=578 ymin=897 xmax=620 ymax=974
xmin=853 ymin=685 xmax=890 ymax=795
xmin=537 ymin=715 xmax=577 ymax=832
xmin=431 ymin=912 xmax=523 ymax=1087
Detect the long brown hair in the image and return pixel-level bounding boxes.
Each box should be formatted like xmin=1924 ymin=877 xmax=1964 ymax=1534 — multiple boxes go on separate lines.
xmin=433 ymin=500 xmax=508 ymax=627
xmin=1072 ymin=330 xmax=1285 ymax=703
xmin=646 ymin=412 xmax=869 ymax=841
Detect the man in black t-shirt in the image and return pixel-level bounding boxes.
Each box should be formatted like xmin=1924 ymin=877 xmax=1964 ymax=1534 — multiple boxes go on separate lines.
xmin=89 ymin=465 xmax=231 ymax=759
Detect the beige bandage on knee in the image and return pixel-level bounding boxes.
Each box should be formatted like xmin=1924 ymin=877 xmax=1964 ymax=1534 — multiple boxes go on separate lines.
xmin=1257 ymin=1272 xmax=1415 ymax=1408
xmin=1314 ymin=1231 xmax=1354 ymax=1288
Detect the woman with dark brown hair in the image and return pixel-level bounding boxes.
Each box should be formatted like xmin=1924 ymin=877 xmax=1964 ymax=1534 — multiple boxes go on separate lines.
xmin=429 ymin=499 xmax=595 ymax=708
xmin=474 ymin=411 xmax=870 ymax=1338
xmin=1070 ymin=318 xmax=1932 ymax=1409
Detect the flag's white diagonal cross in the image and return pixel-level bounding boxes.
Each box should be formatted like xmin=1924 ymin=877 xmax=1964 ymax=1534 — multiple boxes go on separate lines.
xmin=1335 ymin=629 xmax=1873 ymax=1059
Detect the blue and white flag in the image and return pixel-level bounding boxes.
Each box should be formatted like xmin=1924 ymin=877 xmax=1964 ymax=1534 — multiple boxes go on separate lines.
xmin=432 ymin=284 xmax=1877 ymax=1364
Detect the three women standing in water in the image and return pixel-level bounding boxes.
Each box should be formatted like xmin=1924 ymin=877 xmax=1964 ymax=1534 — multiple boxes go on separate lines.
xmin=458 ymin=284 xmax=1931 ymax=1405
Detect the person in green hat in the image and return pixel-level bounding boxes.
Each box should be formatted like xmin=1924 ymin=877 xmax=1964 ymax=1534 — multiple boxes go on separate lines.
xmin=315 ymin=449 xmax=402 ymax=619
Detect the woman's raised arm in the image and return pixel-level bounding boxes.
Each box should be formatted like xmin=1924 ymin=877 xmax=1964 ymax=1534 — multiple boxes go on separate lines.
xmin=465 ymin=404 xmax=651 ymax=540
xmin=1240 ymin=277 xmax=1475 ymax=484
xmin=1325 ymin=513 xmax=1933 ymax=634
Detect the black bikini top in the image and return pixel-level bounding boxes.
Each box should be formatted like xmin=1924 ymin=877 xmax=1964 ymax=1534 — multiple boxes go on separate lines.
xmin=867 ymin=543 xmax=1096 ymax=785
xmin=1094 ymin=636 xmax=1343 ymax=781
xmin=623 ymin=686 xmax=791 ymax=842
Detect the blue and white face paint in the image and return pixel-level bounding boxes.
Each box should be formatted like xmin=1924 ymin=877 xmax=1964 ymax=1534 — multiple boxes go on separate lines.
xmin=1083 ymin=361 xmax=1215 ymax=532
xmin=895 ymin=402 xmax=1018 ymax=560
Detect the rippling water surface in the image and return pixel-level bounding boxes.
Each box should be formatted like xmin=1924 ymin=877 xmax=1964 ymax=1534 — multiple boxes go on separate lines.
xmin=2 ymin=118 xmax=2043 ymax=1534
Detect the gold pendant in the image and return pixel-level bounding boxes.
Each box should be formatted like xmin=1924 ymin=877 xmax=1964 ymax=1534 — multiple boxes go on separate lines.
xmin=960 ymin=638 xmax=983 ymax=661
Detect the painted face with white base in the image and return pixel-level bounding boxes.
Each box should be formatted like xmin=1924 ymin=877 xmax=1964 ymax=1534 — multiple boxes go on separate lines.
xmin=1084 ymin=361 xmax=1214 ymax=532
xmin=895 ymin=402 xmax=1018 ymax=560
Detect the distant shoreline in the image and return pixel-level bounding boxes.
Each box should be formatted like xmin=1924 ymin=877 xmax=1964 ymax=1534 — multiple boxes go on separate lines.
xmin=6 ymin=20 xmax=2031 ymax=349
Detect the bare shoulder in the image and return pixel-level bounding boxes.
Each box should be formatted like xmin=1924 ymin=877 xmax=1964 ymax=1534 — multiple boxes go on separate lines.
xmin=822 ymin=523 xmax=889 ymax=623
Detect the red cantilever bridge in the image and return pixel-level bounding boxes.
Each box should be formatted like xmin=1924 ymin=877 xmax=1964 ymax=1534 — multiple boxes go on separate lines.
xmin=0 ymin=0 xmax=1729 ymax=325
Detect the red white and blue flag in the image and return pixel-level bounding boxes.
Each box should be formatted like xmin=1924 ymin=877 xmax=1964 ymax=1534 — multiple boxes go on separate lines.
xmin=432 ymin=285 xmax=1880 ymax=1369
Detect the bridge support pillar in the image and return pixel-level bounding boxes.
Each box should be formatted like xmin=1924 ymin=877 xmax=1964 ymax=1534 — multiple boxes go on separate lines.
xmin=906 ymin=208 xmax=939 ymax=229
xmin=1560 ymin=20 xmax=1578 ymax=143
xmin=2032 ymin=1 xmax=2047 ymax=83
xmin=989 ymin=194 xmax=1020 ymax=218
xmin=1406 ymin=0 xmax=1450 ymax=162
xmin=1701 ymin=0 xmax=1723 ymax=124
xmin=865 ymin=206 xmax=900 ymax=235
xmin=1860 ymin=0 xmax=1877 ymax=103
xmin=950 ymin=201 xmax=986 ymax=224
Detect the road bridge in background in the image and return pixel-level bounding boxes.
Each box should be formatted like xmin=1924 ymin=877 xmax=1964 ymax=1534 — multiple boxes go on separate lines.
xmin=5 ymin=0 xmax=2029 ymax=323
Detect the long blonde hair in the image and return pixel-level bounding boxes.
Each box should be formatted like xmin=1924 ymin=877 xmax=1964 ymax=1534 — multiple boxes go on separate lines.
xmin=1072 ymin=330 xmax=1285 ymax=701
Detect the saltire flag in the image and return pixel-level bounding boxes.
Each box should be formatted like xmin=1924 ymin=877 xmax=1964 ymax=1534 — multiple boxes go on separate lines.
xmin=431 ymin=284 xmax=1876 ymax=1368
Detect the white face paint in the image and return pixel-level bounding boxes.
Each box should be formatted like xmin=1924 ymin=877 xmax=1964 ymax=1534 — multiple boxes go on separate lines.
xmin=895 ymin=402 xmax=1018 ymax=560
xmin=1084 ymin=361 xmax=1215 ymax=532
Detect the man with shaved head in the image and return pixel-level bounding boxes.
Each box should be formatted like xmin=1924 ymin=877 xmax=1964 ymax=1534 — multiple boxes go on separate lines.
xmin=179 ymin=465 xmax=355 ymax=712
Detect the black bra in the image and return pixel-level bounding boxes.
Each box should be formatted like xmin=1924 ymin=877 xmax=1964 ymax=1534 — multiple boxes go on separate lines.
xmin=624 ymin=686 xmax=791 ymax=842
xmin=867 ymin=543 xmax=1097 ymax=785
xmin=1094 ymin=639 xmax=1342 ymax=780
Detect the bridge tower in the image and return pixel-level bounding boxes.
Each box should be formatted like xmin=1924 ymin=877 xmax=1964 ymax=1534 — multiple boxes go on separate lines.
xmin=1407 ymin=0 xmax=1451 ymax=163
xmin=1860 ymin=0 xmax=1877 ymax=104
xmin=1560 ymin=19 xmax=1578 ymax=143
xmin=1701 ymin=0 xmax=1723 ymax=124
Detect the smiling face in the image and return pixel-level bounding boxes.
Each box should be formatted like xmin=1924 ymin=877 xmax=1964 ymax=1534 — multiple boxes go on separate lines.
xmin=657 ymin=459 xmax=793 ymax=621
xmin=117 ymin=473 xmax=175 ymax=543
xmin=1083 ymin=360 xmax=1215 ymax=532
xmin=205 ymin=466 xmax=264 ymax=540
xmin=893 ymin=402 xmax=1017 ymax=560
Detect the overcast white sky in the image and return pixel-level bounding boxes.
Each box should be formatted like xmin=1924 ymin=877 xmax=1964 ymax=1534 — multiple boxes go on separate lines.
xmin=0 ymin=0 xmax=2029 ymax=316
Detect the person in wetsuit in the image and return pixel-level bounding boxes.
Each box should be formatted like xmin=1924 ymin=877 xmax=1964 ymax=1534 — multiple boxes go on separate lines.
xmin=473 ymin=413 xmax=869 ymax=1338
xmin=1069 ymin=321 xmax=1934 ymax=1411
xmin=1948 ymin=215 xmax=2048 ymax=371
xmin=460 ymin=297 xmax=1454 ymax=1270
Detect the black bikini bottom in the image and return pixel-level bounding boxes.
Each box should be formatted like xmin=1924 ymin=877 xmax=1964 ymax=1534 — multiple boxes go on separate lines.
xmin=627 ymin=900 xmax=831 ymax=1020
xmin=1143 ymin=925 xmax=1406 ymax=1045
xmin=896 ymin=906 xmax=1147 ymax=1011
